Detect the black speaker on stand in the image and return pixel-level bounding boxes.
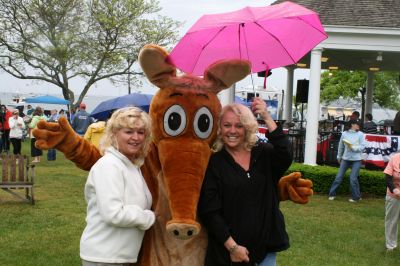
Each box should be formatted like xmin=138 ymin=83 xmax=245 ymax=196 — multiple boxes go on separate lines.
xmin=296 ymin=79 xmax=309 ymax=130
xmin=296 ymin=79 xmax=309 ymax=103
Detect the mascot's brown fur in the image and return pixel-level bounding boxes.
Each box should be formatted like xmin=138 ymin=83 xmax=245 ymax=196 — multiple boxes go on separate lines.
xmin=33 ymin=44 xmax=313 ymax=265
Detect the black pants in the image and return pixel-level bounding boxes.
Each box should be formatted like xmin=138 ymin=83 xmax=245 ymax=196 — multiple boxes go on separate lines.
xmin=1 ymin=129 xmax=10 ymax=152
xmin=10 ymin=138 xmax=22 ymax=155
xmin=31 ymin=138 xmax=42 ymax=157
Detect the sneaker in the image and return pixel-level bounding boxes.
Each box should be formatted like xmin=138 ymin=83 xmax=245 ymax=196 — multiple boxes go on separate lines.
xmin=386 ymin=247 xmax=396 ymax=253
xmin=328 ymin=196 xmax=335 ymax=201
xmin=349 ymin=198 xmax=362 ymax=203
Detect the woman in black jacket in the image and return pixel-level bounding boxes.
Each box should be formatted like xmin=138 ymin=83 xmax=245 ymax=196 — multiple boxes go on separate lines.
xmin=198 ymin=97 xmax=292 ymax=266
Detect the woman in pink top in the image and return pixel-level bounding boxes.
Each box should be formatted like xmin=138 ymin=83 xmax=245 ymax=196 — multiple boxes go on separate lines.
xmin=383 ymin=153 xmax=400 ymax=251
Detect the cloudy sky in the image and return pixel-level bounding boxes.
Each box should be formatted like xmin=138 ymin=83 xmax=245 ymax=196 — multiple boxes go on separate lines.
xmin=1 ymin=0 xmax=309 ymax=97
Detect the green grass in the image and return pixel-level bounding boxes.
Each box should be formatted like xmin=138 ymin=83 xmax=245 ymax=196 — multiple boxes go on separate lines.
xmin=1 ymin=142 xmax=399 ymax=265
xmin=0 ymin=142 xmax=87 ymax=266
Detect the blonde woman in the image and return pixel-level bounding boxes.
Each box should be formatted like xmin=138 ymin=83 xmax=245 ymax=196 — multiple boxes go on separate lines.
xmin=9 ymin=109 xmax=25 ymax=155
xmin=80 ymin=107 xmax=155 ymax=266
xmin=199 ymin=98 xmax=292 ymax=266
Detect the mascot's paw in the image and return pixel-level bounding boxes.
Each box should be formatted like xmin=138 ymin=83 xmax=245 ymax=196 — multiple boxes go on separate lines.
xmin=33 ymin=116 xmax=77 ymax=152
xmin=278 ymin=172 xmax=313 ymax=204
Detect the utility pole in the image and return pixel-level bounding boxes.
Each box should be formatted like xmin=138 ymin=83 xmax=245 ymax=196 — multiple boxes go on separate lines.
xmin=128 ymin=57 xmax=132 ymax=95
xmin=127 ymin=56 xmax=144 ymax=94
xmin=128 ymin=69 xmax=131 ymax=94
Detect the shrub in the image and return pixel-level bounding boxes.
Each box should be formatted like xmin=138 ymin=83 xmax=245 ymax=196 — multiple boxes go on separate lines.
xmin=286 ymin=163 xmax=386 ymax=196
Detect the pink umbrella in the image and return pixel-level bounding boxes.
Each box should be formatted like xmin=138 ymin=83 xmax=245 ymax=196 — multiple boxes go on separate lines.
xmin=167 ymin=1 xmax=328 ymax=76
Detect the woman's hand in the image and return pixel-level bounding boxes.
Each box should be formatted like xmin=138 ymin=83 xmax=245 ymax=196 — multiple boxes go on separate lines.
xmin=251 ymin=97 xmax=269 ymax=120
xmin=224 ymin=237 xmax=250 ymax=263
xmin=229 ymin=244 xmax=250 ymax=263
xmin=251 ymin=97 xmax=277 ymax=131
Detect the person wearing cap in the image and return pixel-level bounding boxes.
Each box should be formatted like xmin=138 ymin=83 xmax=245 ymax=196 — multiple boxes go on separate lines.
xmin=72 ymin=103 xmax=93 ymax=136
xmin=328 ymin=120 xmax=365 ymax=202
xmin=9 ymin=109 xmax=26 ymax=155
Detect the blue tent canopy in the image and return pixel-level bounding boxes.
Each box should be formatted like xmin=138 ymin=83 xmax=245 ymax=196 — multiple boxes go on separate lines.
xmin=25 ymin=95 xmax=70 ymax=105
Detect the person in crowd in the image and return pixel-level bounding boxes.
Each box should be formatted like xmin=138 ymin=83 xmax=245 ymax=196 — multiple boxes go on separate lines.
xmin=48 ymin=109 xmax=59 ymax=122
xmin=29 ymin=107 xmax=47 ymax=163
xmin=80 ymin=107 xmax=155 ymax=265
xmin=198 ymin=98 xmax=292 ymax=266
xmin=47 ymin=109 xmax=59 ymax=161
xmin=383 ymin=152 xmax=400 ymax=252
xmin=58 ymin=109 xmax=68 ymax=120
xmin=15 ymin=106 xmax=25 ymax=118
xmin=393 ymin=111 xmax=400 ymax=136
xmin=350 ymin=111 xmax=360 ymax=121
xmin=84 ymin=119 xmax=107 ymax=149
xmin=0 ymin=105 xmax=12 ymax=154
xmin=72 ymin=103 xmax=93 ymax=136
xmin=8 ymin=109 xmax=26 ymax=155
xmin=363 ymin=113 xmax=378 ymax=134
xmin=26 ymin=104 xmax=34 ymax=116
xmin=328 ymin=120 xmax=365 ymax=202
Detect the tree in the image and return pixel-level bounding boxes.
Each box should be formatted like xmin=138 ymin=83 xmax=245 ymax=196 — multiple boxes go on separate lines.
xmin=0 ymin=0 xmax=181 ymax=107
xmin=320 ymin=70 xmax=400 ymax=110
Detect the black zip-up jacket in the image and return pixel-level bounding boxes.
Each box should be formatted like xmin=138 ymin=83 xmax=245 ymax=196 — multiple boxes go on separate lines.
xmin=198 ymin=127 xmax=292 ymax=265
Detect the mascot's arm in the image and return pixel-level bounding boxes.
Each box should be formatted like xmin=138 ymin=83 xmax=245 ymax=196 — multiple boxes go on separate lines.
xmin=278 ymin=172 xmax=313 ymax=204
xmin=33 ymin=116 xmax=101 ymax=171
xmin=140 ymin=142 xmax=161 ymax=209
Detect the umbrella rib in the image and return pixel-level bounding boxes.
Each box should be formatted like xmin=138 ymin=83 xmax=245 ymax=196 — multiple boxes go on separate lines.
xmin=242 ymin=23 xmax=256 ymax=90
xmin=253 ymin=21 xmax=296 ymax=64
xmin=295 ymin=16 xmax=328 ymax=38
xmin=238 ymin=24 xmax=242 ymax=59
xmin=190 ymin=26 xmax=227 ymax=74
xmin=240 ymin=23 xmax=251 ymax=62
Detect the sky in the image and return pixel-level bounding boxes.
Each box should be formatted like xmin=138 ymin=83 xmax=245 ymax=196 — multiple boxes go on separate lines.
xmin=0 ymin=0 xmax=309 ymax=98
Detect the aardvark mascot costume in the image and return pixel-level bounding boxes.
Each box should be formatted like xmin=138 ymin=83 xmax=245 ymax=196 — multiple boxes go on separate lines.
xmin=33 ymin=44 xmax=313 ymax=265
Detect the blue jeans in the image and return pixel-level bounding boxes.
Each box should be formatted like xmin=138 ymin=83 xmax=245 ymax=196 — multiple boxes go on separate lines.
xmin=329 ymin=159 xmax=361 ymax=200
xmin=47 ymin=149 xmax=56 ymax=161
xmin=257 ymin=252 xmax=277 ymax=266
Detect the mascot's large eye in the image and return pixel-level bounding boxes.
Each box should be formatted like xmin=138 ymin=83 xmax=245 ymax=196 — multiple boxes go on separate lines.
xmin=193 ymin=107 xmax=213 ymax=139
xmin=164 ymin=105 xmax=187 ymax=136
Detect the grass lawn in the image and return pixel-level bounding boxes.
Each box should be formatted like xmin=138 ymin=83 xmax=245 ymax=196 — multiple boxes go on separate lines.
xmin=1 ymin=142 xmax=399 ymax=265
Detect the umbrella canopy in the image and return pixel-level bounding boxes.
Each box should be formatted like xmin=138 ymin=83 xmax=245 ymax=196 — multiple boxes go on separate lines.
xmin=90 ymin=93 xmax=153 ymax=121
xmin=167 ymin=1 xmax=327 ymax=76
xmin=25 ymin=95 xmax=70 ymax=105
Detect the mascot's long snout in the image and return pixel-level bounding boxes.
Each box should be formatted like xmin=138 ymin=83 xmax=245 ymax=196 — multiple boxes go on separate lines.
xmin=158 ymin=138 xmax=212 ymax=240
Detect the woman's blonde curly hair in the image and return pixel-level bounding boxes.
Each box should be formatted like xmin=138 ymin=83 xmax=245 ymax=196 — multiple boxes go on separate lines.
xmin=100 ymin=107 xmax=152 ymax=166
xmin=213 ymin=103 xmax=258 ymax=152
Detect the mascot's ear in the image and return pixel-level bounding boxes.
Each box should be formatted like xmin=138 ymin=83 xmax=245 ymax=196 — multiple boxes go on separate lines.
xmin=204 ymin=59 xmax=251 ymax=94
xmin=139 ymin=44 xmax=177 ymax=88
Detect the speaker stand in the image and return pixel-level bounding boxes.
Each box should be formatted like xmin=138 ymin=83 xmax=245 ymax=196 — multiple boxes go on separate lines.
xmin=300 ymin=102 xmax=304 ymax=130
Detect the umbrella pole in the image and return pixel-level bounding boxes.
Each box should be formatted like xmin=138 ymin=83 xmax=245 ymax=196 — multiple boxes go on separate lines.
xmin=250 ymin=73 xmax=256 ymax=94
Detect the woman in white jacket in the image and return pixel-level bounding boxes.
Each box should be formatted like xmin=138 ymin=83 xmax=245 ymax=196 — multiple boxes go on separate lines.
xmin=80 ymin=107 xmax=155 ymax=266
xmin=8 ymin=109 xmax=26 ymax=155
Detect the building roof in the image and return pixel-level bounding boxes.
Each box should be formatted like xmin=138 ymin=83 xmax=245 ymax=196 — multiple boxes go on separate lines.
xmin=273 ymin=0 xmax=400 ymax=28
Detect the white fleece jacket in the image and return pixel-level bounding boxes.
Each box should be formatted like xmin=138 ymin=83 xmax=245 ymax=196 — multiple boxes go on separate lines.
xmin=8 ymin=116 xmax=25 ymax=139
xmin=80 ymin=147 xmax=154 ymax=263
